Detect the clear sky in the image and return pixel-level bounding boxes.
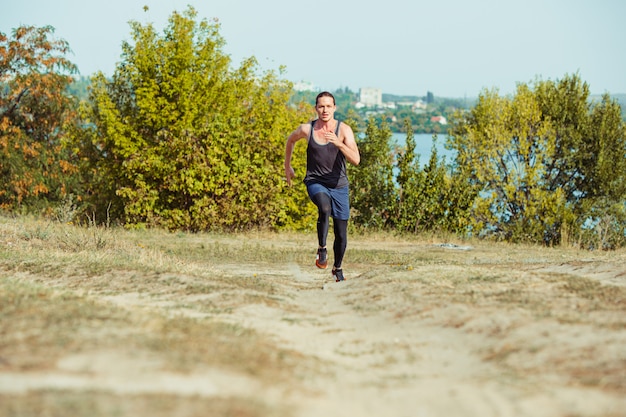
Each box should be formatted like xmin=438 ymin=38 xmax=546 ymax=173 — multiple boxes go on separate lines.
xmin=2 ymin=0 xmax=625 ymax=97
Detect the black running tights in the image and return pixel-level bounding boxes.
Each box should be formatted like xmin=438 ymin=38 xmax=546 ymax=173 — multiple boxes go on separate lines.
xmin=310 ymin=192 xmax=348 ymax=269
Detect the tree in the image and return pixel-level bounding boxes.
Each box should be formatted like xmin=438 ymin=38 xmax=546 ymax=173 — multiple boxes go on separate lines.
xmin=77 ymin=7 xmax=307 ymax=230
xmin=396 ymin=118 xmax=476 ymax=234
xmin=396 ymin=118 xmax=420 ymax=231
xmin=448 ymin=74 xmax=626 ymax=247
xmin=0 ymin=25 xmax=79 ymax=211
xmin=350 ymin=117 xmax=397 ymax=229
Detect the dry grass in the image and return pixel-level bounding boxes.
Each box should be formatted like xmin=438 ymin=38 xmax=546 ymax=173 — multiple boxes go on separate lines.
xmin=0 ymin=216 xmax=308 ymax=417
xmin=1 ymin=214 xmax=626 ymax=416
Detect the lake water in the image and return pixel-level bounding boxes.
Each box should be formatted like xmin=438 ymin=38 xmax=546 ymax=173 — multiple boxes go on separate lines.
xmin=391 ymin=132 xmax=455 ymax=167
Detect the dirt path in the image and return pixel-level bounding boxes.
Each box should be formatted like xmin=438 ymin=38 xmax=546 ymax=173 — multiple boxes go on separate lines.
xmin=215 ymin=260 xmax=625 ymax=417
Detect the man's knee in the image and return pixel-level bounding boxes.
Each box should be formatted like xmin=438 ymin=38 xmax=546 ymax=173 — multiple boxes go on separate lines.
xmin=312 ymin=192 xmax=332 ymax=215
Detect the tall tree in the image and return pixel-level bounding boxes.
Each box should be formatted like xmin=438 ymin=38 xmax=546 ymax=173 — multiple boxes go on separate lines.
xmin=396 ymin=118 xmax=421 ymax=231
xmin=448 ymin=74 xmax=626 ymax=247
xmin=78 ymin=7 xmax=307 ymax=230
xmin=350 ymin=117 xmax=397 ymax=229
xmin=396 ymin=119 xmax=476 ymax=234
xmin=0 ymin=26 xmax=79 ymax=211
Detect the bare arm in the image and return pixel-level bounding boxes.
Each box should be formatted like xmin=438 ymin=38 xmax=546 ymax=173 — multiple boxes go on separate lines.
xmin=284 ymin=123 xmax=310 ymax=186
xmin=327 ymin=123 xmax=360 ymax=166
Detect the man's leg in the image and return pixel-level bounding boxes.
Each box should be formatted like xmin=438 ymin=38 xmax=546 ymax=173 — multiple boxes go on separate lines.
xmin=310 ymin=192 xmax=331 ymax=247
xmin=310 ymin=192 xmax=331 ymax=268
xmin=332 ymin=218 xmax=348 ymax=269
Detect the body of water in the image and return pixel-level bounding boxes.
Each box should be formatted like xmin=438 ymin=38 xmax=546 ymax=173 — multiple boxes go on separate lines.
xmin=391 ymin=132 xmax=455 ymax=167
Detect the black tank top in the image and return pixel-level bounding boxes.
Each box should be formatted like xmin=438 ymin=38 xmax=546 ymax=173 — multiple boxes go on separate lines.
xmin=304 ymin=120 xmax=348 ymax=188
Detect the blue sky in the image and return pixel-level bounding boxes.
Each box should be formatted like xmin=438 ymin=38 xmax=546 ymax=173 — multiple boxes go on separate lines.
xmin=2 ymin=0 xmax=625 ymax=97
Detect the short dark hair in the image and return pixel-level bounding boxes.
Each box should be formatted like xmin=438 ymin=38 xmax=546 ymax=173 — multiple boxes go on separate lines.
xmin=315 ymin=91 xmax=335 ymax=106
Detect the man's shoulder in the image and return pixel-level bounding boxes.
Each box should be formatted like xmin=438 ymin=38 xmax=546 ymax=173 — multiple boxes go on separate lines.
xmin=338 ymin=120 xmax=354 ymax=134
xmin=294 ymin=122 xmax=313 ymax=138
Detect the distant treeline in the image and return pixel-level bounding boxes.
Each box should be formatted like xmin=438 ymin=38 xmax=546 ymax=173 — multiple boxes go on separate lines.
xmin=290 ymin=89 xmax=625 ymax=134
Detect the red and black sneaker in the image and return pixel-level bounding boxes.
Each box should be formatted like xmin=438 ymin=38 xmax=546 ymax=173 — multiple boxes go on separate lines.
xmin=315 ymin=247 xmax=328 ymax=269
xmin=332 ymin=267 xmax=345 ymax=282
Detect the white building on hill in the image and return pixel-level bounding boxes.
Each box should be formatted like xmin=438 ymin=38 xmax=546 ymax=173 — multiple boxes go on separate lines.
xmin=358 ymin=87 xmax=382 ymax=107
xmin=293 ymin=81 xmax=317 ymax=92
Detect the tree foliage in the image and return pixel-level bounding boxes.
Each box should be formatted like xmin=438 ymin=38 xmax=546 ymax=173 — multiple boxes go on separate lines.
xmin=77 ymin=7 xmax=307 ymax=230
xmin=3 ymin=19 xmax=624 ymax=249
xmin=396 ymin=119 xmax=476 ymax=234
xmin=395 ymin=118 xmax=421 ymax=231
xmin=349 ymin=116 xmax=475 ymax=234
xmin=0 ymin=25 xmax=79 ymax=211
xmin=350 ymin=117 xmax=397 ymax=229
xmin=448 ymin=74 xmax=626 ymax=247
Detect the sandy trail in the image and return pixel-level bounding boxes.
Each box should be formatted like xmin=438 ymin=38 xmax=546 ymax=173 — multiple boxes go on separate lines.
xmin=214 ymin=261 xmax=626 ymax=417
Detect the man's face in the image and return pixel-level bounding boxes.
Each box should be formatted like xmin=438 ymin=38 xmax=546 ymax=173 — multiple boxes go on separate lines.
xmin=315 ymin=97 xmax=336 ymax=121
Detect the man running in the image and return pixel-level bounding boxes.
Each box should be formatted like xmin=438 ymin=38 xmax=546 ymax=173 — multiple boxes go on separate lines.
xmin=284 ymin=91 xmax=360 ymax=282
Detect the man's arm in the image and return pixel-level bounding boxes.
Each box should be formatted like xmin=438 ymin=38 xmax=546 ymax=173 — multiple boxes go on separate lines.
xmin=284 ymin=124 xmax=309 ymax=186
xmin=334 ymin=123 xmax=360 ymax=166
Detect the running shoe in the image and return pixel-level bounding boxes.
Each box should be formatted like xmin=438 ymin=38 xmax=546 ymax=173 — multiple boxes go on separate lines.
xmin=315 ymin=247 xmax=328 ymax=269
xmin=332 ymin=267 xmax=345 ymax=282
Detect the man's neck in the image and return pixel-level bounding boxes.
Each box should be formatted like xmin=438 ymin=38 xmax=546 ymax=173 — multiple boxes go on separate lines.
xmin=316 ymin=118 xmax=336 ymax=130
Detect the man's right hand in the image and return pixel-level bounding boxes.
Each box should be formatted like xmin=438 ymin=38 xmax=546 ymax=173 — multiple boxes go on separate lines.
xmin=285 ymin=165 xmax=295 ymax=186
